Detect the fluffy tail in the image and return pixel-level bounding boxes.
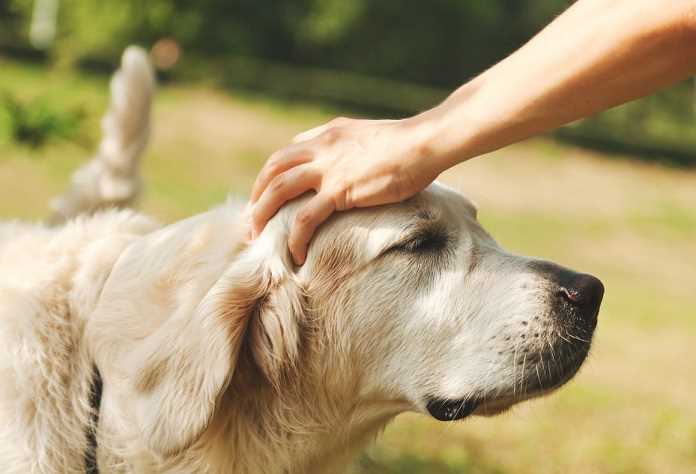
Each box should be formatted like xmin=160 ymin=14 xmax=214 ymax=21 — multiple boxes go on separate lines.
xmin=50 ymin=46 xmax=155 ymax=223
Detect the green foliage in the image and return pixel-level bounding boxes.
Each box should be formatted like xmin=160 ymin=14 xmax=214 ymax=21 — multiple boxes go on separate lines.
xmin=1 ymin=0 xmax=694 ymax=163
xmin=4 ymin=0 xmax=569 ymax=85
xmin=0 ymin=0 xmax=27 ymax=47
xmin=178 ymin=55 xmax=447 ymax=115
xmin=0 ymin=92 xmax=84 ymax=149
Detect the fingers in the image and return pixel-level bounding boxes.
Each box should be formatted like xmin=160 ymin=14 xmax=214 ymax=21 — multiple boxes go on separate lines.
xmin=250 ymin=146 xmax=313 ymax=204
xmin=288 ymin=193 xmax=336 ymax=265
xmin=250 ymin=165 xmax=321 ymax=238
xmin=250 ymin=117 xmax=352 ymax=204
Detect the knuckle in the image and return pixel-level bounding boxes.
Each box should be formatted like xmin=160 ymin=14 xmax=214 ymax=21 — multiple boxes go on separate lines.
xmin=265 ymin=162 xmax=285 ymax=178
xmin=295 ymin=209 xmax=314 ymax=229
xmin=268 ymin=175 xmax=287 ymax=194
xmin=332 ymin=177 xmax=350 ymax=195
xmin=320 ymin=127 xmax=342 ymax=144
xmin=331 ymin=180 xmax=351 ymax=210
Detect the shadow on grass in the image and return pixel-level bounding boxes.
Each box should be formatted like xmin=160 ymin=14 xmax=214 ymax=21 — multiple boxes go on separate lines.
xmin=354 ymin=453 xmax=507 ymax=474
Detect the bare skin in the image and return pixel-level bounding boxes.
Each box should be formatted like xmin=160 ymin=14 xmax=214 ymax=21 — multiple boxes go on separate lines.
xmin=250 ymin=0 xmax=696 ymax=264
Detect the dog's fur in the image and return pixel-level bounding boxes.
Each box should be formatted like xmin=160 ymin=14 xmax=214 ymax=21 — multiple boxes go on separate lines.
xmin=50 ymin=46 xmax=154 ymax=224
xmin=0 ymin=48 xmax=602 ymax=474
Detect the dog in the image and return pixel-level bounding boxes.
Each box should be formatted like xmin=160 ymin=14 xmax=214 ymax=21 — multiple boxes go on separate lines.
xmin=0 ymin=48 xmax=604 ymax=474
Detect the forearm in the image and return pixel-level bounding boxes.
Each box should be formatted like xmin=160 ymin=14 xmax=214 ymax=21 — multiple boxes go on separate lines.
xmin=409 ymin=0 xmax=696 ymax=171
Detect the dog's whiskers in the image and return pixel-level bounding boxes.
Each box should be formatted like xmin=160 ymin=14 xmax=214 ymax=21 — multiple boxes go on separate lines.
xmin=520 ymin=353 xmax=529 ymax=398
xmin=557 ymin=330 xmax=572 ymax=344
xmin=512 ymin=339 xmax=521 ymax=396
xmin=567 ymin=332 xmax=590 ymax=343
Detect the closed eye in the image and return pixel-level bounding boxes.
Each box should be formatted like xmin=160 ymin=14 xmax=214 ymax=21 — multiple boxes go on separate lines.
xmin=387 ymin=228 xmax=450 ymax=255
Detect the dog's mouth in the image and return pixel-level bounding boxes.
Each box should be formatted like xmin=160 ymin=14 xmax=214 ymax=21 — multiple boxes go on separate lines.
xmin=426 ymin=330 xmax=595 ymax=423
xmin=425 ymin=394 xmax=522 ymax=421
xmin=426 ymin=397 xmax=481 ymax=421
xmin=424 ymin=266 xmax=603 ymax=424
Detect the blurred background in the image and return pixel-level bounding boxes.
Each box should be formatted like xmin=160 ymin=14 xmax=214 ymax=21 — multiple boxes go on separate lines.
xmin=1 ymin=1 xmax=694 ymax=473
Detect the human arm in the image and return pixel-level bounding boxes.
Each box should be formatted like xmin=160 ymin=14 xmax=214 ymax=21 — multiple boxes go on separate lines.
xmin=250 ymin=0 xmax=696 ymax=264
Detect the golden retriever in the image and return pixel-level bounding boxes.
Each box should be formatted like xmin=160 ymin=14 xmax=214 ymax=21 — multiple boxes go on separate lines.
xmin=0 ymin=48 xmax=603 ymax=474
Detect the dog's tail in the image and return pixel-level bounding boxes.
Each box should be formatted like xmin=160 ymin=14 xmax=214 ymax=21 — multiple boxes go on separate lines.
xmin=50 ymin=46 xmax=155 ymax=223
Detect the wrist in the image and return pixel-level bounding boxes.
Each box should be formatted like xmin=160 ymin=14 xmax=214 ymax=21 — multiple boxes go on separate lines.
xmin=399 ymin=86 xmax=494 ymax=174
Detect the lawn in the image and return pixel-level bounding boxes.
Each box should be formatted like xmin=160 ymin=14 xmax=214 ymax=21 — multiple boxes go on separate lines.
xmin=1 ymin=56 xmax=695 ymax=474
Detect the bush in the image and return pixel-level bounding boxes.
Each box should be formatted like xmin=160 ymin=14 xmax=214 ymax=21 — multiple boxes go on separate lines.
xmin=5 ymin=0 xmax=569 ymax=86
xmin=1 ymin=92 xmax=84 ymax=149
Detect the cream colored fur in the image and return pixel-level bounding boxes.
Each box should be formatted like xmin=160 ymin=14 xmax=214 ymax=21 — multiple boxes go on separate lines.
xmin=50 ymin=46 xmax=154 ymax=224
xmin=0 ymin=210 xmax=158 ymax=473
xmin=0 ymin=50 xmax=599 ymax=474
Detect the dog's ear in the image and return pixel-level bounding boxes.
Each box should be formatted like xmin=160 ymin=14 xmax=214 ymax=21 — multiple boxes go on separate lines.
xmin=123 ymin=251 xmax=274 ymax=457
xmin=248 ymin=267 xmax=305 ymax=389
xmin=114 ymin=245 xmax=304 ymax=457
xmin=91 ymin=209 xmax=306 ymax=457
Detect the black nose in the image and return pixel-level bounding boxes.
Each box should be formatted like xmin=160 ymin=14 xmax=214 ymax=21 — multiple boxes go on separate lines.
xmin=528 ymin=261 xmax=604 ymax=321
xmin=558 ymin=272 xmax=604 ymax=314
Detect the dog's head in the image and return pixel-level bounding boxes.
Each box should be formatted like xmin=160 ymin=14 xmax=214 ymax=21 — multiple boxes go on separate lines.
xmin=90 ymin=183 xmax=602 ymax=458
xmin=296 ymin=182 xmax=602 ymax=421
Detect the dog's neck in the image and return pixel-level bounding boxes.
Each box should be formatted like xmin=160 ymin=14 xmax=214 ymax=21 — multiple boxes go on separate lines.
xmin=194 ymin=354 xmax=406 ymax=474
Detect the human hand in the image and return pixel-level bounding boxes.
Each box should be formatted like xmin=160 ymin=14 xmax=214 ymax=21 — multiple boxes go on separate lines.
xmin=249 ymin=117 xmax=440 ymax=265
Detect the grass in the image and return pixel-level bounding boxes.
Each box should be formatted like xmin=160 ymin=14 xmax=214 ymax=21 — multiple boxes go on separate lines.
xmin=1 ymin=56 xmax=695 ymax=474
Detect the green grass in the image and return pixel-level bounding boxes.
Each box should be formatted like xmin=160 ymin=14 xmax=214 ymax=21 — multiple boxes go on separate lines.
xmin=1 ymin=56 xmax=695 ymax=474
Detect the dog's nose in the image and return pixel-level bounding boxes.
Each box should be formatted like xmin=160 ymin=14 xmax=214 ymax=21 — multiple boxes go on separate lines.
xmin=528 ymin=261 xmax=604 ymax=321
xmin=558 ymin=272 xmax=604 ymax=316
